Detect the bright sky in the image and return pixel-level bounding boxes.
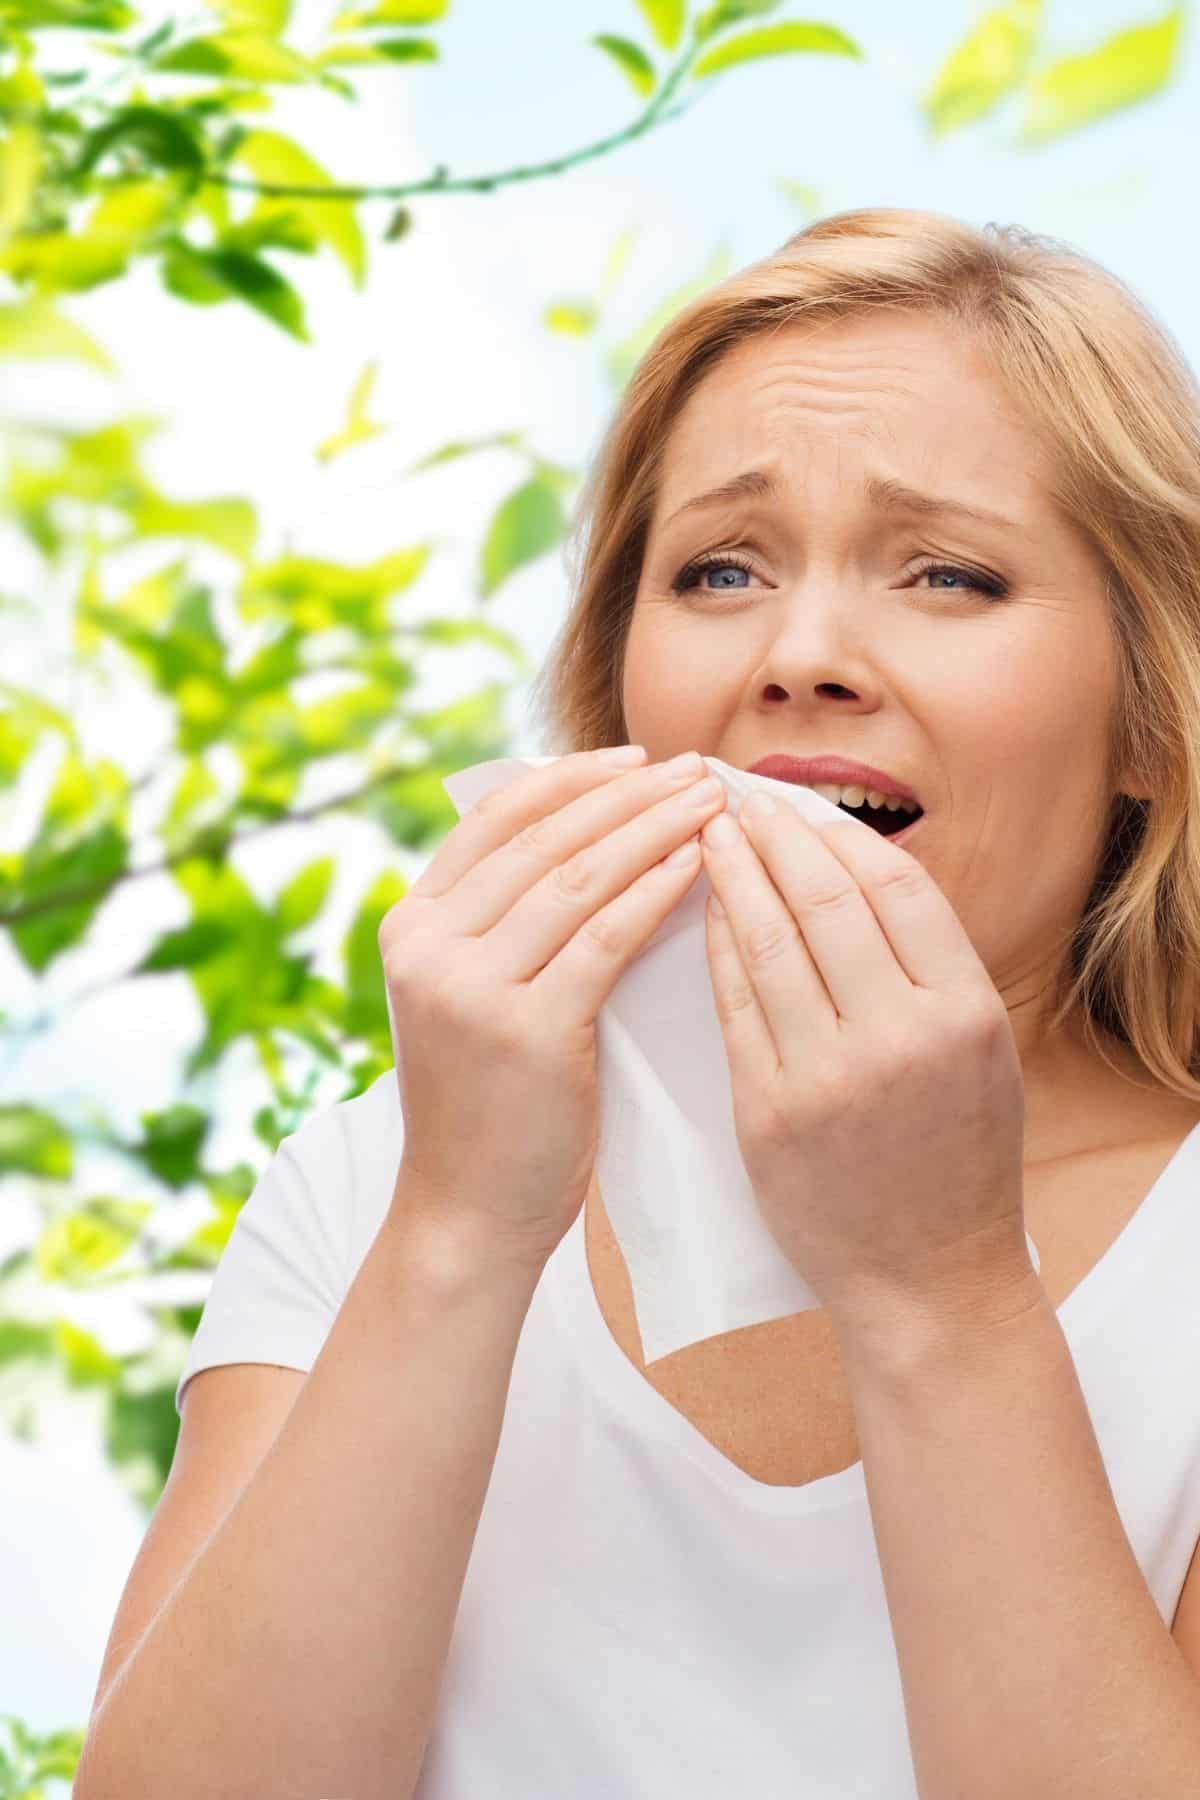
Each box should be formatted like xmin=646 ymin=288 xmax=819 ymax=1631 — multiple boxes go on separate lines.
xmin=4 ymin=0 xmax=1198 ymax=1736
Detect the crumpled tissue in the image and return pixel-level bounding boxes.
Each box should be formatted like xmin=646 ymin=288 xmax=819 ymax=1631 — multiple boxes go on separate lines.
xmin=437 ymin=753 xmax=1039 ymax=1364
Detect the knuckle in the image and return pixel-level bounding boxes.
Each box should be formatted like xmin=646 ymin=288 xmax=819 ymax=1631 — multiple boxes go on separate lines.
xmin=547 ymin=851 xmax=598 ymax=904
xmin=962 ymin=995 xmax=1010 ymax=1050
xmin=578 ymin=905 xmax=626 ymax=958
xmin=804 ymin=1059 xmax=856 ymax=1113
xmin=864 ymin=1031 xmax=924 ymax=1094
xmin=743 ymin=916 xmax=800 ymax=967
xmin=875 ymin=860 xmax=927 ymax=901
xmin=798 ymin=876 xmax=858 ymax=918
xmin=380 ymin=940 xmax=421 ymax=990
xmin=510 ymin=815 xmax=557 ymax=857
xmin=377 ymin=894 xmax=415 ymax=947
xmin=713 ymin=973 xmax=758 ymax=1024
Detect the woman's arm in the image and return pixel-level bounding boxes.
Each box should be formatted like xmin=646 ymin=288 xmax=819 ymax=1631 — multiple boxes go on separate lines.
xmin=839 ymin=1287 xmax=1200 ymax=1800
xmin=74 ymin=1171 xmax=545 ymax=1800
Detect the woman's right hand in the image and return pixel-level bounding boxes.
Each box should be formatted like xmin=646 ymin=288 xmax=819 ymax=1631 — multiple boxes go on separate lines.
xmin=378 ymin=746 xmax=727 ymax=1275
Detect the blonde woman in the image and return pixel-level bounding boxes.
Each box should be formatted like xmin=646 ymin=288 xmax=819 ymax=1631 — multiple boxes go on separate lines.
xmin=79 ymin=210 xmax=1200 ymax=1800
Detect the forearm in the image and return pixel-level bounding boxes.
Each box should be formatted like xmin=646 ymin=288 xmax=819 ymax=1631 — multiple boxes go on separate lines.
xmin=76 ymin=1183 xmax=542 ymax=1800
xmin=839 ymin=1286 xmax=1200 ymax=1800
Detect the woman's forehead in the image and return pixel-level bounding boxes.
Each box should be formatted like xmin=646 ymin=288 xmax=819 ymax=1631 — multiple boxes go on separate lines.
xmin=658 ymin=317 xmax=1055 ymax=527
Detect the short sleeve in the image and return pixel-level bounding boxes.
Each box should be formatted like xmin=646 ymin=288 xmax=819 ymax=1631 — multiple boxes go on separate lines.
xmin=174 ymin=1104 xmax=354 ymax=1418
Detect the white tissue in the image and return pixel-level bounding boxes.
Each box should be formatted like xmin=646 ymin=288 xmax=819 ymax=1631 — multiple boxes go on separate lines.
xmin=439 ymin=754 xmax=1040 ymax=1363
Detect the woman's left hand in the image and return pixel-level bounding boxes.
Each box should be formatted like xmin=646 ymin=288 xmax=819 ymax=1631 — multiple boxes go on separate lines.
xmin=701 ymin=795 xmax=1039 ymax=1347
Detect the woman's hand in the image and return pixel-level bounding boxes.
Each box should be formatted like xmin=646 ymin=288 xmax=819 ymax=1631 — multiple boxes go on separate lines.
xmin=699 ymin=796 xmax=1039 ymax=1349
xmin=379 ymin=747 xmax=723 ymax=1277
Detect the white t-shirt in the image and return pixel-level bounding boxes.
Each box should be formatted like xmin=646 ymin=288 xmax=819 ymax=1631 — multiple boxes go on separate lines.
xmin=176 ymin=1068 xmax=1200 ymax=1799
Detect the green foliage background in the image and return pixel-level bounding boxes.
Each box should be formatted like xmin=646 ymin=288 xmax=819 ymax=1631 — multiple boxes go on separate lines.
xmin=0 ymin=0 xmax=1188 ymax=1784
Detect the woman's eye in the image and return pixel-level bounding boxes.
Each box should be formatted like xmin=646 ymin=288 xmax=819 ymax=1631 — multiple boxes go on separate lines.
xmin=670 ymin=552 xmax=756 ymax=595
xmin=914 ymin=560 xmax=1008 ymax=600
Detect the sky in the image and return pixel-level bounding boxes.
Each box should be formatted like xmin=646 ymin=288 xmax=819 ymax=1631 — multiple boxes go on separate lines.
xmin=2 ymin=0 xmax=1198 ymax=1735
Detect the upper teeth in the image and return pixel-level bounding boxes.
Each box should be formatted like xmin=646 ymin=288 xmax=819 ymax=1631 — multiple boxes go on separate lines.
xmin=807 ymin=783 xmax=920 ymax=815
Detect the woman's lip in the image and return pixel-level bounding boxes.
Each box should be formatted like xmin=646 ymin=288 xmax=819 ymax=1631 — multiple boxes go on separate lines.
xmin=747 ymin=754 xmax=920 ymax=807
xmin=889 ymin=811 xmax=923 ymax=848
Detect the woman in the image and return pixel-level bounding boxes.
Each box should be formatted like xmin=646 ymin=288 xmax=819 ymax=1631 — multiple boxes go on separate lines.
xmin=79 ymin=209 xmax=1200 ymax=1799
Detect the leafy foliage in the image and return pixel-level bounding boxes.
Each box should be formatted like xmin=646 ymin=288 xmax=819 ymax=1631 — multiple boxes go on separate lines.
xmin=922 ymin=0 xmax=1184 ymax=143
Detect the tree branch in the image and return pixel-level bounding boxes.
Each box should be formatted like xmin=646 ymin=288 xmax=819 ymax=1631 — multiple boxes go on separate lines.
xmin=0 ymin=758 xmax=441 ymax=931
xmin=200 ymin=57 xmax=698 ymax=202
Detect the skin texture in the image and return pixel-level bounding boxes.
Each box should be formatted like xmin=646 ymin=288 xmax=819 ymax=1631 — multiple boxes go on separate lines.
xmin=620 ymin=309 xmax=1164 ymax=1165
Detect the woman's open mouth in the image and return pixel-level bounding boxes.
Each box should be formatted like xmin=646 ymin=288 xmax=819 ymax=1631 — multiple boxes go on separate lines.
xmin=837 ymin=796 xmax=924 ymax=842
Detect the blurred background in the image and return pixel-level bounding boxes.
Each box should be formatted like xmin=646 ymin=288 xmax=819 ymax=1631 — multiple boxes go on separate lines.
xmin=0 ymin=0 xmax=1194 ymax=1784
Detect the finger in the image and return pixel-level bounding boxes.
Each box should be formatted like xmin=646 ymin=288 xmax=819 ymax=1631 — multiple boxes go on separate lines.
xmin=496 ymin=773 xmax=724 ymax=987
xmin=536 ymin=828 xmax=707 ymax=1029
xmin=810 ymin=812 xmax=991 ymax=996
xmin=703 ymin=879 xmax=777 ymax=1074
xmin=406 ymin=746 xmax=647 ymax=902
xmin=701 ymin=807 xmax=834 ymax=1061
xmin=731 ymin=801 xmax=910 ymax=1029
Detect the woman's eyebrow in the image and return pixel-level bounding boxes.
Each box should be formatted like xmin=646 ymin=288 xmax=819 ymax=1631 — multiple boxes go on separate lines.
xmin=661 ymin=468 xmax=1020 ymax=533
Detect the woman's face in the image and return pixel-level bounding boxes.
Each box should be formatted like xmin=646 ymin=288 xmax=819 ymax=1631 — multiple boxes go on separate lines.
xmin=621 ymin=311 xmax=1147 ymax=1060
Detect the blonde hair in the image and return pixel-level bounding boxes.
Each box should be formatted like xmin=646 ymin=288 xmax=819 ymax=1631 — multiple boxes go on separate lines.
xmin=527 ymin=206 xmax=1200 ymax=1099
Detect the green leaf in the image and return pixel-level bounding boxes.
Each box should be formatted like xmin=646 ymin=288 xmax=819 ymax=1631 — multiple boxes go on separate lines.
xmin=693 ymin=0 xmax=783 ymax=44
xmin=233 ymin=128 xmax=366 ymax=287
xmin=276 ymin=856 xmax=335 ymax=933
xmin=368 ymin=32 xmax=437 ymax=57
xmin=599 ymin=220 xmax=639 ymax=297
xmin=343 ymin=870 xmax=407 ymax=1039
xmin=161 ymin=237 xmax=236 ymax=304
xmin=153 ymin=31 xmax=314 ymax=82
xmin=0 ymin=1104 xmax=73 ymax=1177
xmin=138 ymin=918 xmax=235 ymax=970
xmin=777 ymin=177 xmax=822 ymax=215
xmin=0 ymin=178 xmax=179 ymax=292
xmin=692 ymin=19 xmax=863 ymax=77
xmin=0 ymin=122 xmax=39 ymax=239
xmin=131 ymin=490 xmax=257 ymax=559
xmin=239 ymin=546 xmax=427 ymax=636
xmin=0 ymin=0 xmax=134 ymax=27
xmin=0 ymin=689 xmax=75 ymax=786
xmin=136 ymin=1103 xmax=210 ymax=1186
xmin=542 ymin=298 xmax=598 ymax=336
xmin=591 ymin=32 xmax=657 ymax=97
xmin=316 ymin=358 xmax=387 ymax=460
xmin=1020 ymin=6 xmax=1184 ymax=145
xmin=6 ymin=753 xmax=129 ymax=973
xmin=313 ymin=34 xmax=437 ymax=65
xmin=0 ymin=298 xmax=114 ymax=367
xmin=163 ymin=243 xmax=310 ymax=339
xmin=36 ymin=1198 xmax=151 ymax=1284
xmin=406 ymin=429 xmax=523 ymax=471
xmin=478 ymin=475 xmax=567 ymax=598
xmin=923 ymin=0 xmax=1041 ymax=136
xmin=331 ymin=0 xmax=446 ymax=27
xmin=635 ymin=0 xmax=684 ymax=51
xmin=210 ymin=0 xmax=292 ymax=36
xmin=69 ymin=104 xmax=207 ymax=180
xmin=55 ymin=1318 xmax=122 ymax=1384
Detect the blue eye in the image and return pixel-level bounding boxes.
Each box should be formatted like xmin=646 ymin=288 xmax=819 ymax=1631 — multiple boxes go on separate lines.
xmin=670 ymin=551 xmax=756 ymax=594
xmin=913 ymin=560 xmax=1009 ymax=600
